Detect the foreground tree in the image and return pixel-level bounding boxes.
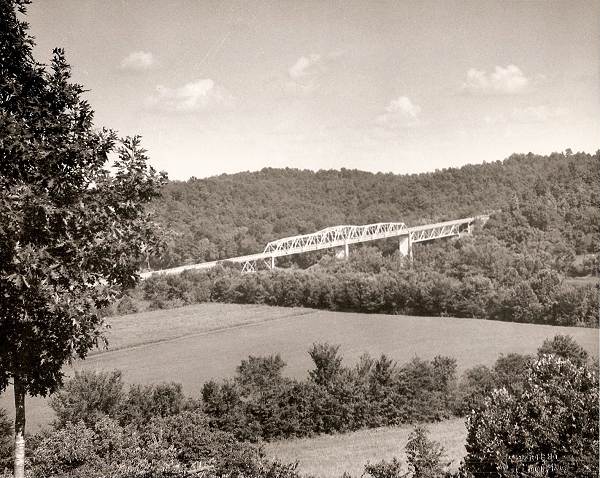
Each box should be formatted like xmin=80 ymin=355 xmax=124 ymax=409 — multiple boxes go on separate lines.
xmin=0 ymin=1 xmax=166 ymax=476
xmin=462 ymin=354 xmax=599 ymax=477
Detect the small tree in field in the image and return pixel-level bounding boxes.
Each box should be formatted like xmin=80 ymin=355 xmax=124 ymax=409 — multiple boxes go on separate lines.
xmin=405 ymin=426 xmax=447 ymax=478
xmin=0 ymin=1 xmax=166 ymax=476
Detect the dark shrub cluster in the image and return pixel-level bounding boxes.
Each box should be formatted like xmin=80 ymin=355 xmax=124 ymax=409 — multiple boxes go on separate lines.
xmin=140 ymin=259 xmax=598 ymax=327
xmin=36 ymin=371 xmax=299 ymax=478
xmin=28 ymin=413 xmax=299 ymax=478
xmin=201 ymin=345 xmax=458 ymax=441
xmin=0 ymin=409 xmax=11 ymax=473
xmin=49 ymin=370 xmax=195 ymax=429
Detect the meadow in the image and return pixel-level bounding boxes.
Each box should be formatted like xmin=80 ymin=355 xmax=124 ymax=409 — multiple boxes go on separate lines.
xmin=0 ymin=302 xmax=597 ymax=435
xmin=264 ymin=418 xmax=468 ymax=477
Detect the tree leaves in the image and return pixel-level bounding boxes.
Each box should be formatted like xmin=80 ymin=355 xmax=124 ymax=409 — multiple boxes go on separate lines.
xmin=0 ymin=0 xmax=167 ymax=397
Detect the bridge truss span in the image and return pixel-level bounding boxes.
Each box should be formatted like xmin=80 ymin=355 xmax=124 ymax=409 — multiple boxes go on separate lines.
xmin=263 ymin=222 xmax=408 ymax=257
xmin=409 ymin=217 xmax=474 ymax=244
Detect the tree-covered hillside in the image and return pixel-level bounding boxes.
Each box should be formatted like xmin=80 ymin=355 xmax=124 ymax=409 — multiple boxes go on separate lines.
xmin=151 ymin=151 xmax=599 ymax=268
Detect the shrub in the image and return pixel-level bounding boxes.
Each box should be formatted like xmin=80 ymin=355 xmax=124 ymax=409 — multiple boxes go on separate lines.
xmin=235 ymin=354 xmax=286 ymax=393
xmin=405 ymin=426 xmax=447 ymax=478
xmin=115 ymin=294 xmax=139 ymax=315
xmin=363 ymin=458 xmax=404 ymax=478
xmin=462 ymin=355 xmax=599 ymax=476
xmin=537 ymin=334 xmax=589 ymax=366
xmin=453 ymin=365 xmax=495 ymax=416
xmin=0 ymin=409 xmax=11 ymax=472
xmin=28 ymin=411 xmax=295 ymax=478
xmin=203 ymin=347 xmax=459 ymax=441
xmin=119 ymin=382 xmax=187 ymax=427
xmin=492 ymin=353 xmax=532 ymax=395
xmin=49 ymin=370 xmax=124 ymax=427
xmin=141 ymin=411 xmax=265 ymax=476
xmin=308 ymin=342 xmax=344 ymax=387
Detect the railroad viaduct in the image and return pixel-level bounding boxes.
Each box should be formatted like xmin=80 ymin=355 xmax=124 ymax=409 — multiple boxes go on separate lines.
xmin=141 ymin=216 xmax=488 ymax=278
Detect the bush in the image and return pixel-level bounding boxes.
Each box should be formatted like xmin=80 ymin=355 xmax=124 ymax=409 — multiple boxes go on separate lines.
xmin=119 ymin=382 xmax=188 ymax=426
xmin=49 ymin=370 xmax=191 ymax=429
xmin=405 ymin=426 xmax=448 ymax=478
xmin=235 ymin=354 xmax=286 ymax=393
xmin=0 ymin=409 xmax=11 ymax=472
xmin=29 ymin=411 xmax=298 ymax=478
xmin=202 ymin=346 xmax=459 ymax=441
xmin=537 ymin=334 xmax=589 ymax=366
xmin=462 ymin=355 xmax=599 ymax=477
xmin=49 ymin=370 xmax=124 ymax=427
xmin=453 ymin=365 xmax=495 ymax=416
xmin=360 ymin=426 xmax=447 ymax=478
xmin=363 ymin=458 xmax=404 ymax=478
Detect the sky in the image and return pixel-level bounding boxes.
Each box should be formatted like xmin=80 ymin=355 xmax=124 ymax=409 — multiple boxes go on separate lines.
xmin=26 ymin=0 xmax=600 ymax=180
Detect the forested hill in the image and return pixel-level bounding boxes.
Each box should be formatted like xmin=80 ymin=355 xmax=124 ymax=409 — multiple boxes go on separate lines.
xmin=150 ymin=151 xmax=599 ymax=268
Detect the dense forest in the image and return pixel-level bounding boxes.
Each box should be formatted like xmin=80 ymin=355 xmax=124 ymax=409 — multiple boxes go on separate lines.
xmin=150 ymin=150 xmax=599 ymax=269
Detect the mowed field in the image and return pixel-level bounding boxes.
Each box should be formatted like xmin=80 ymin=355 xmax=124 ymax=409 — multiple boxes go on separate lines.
xmin=1 ymin=302 xmax=597 ymax=440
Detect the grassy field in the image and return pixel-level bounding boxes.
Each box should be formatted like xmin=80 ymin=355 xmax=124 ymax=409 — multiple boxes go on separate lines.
xmin=264 ymin=418 xmax=467 ymax=477
xmin=0 ymin=303 xmax=597 ymax=433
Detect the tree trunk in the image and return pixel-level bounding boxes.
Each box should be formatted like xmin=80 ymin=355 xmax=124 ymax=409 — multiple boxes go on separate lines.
xmin=13 ymin=377 xmax=26 ymax=478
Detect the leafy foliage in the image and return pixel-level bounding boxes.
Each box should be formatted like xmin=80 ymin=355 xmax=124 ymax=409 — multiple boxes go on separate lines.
xmin=140 ymin=257 xmax=598 ymax=326
xmin=0 ymin=0 xmax=167 ymax=398
xmin=202 ymin=344 xmax=458 ymax=441
xmin=537 ymin=334 xmax=589 ymax=366
xmin=49 ymin=370 xmax=193 ymax=430
xmin=148 ymin=152 xmax=599 ymax=269
xmin=405 ymin=426 xmax=448 ymax=478
xmin=361 ymin=426 xmax=448 ymax=478
xmin=49 ymin=370 xmax=125 ymax=428
xmin=461 ymin=355 xmax=599 ymax=477
xmin=0 ymin=409 xmax=11 ymax=471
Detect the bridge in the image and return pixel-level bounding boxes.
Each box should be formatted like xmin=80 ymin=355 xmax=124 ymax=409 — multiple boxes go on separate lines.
xmin=141 ymin=216 xmax=486 ymax=278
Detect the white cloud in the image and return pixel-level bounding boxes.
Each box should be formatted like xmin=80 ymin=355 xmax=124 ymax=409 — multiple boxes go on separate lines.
xmin=285 ymin=54 xmax=324 ymax=93
xmin=120 ymin=51 xmax=156 ymax=71
xmin=289 ymin=54 xmax=321 ymax=79
xmin=376 ymin=96 xmax=422 ymax=128
xmin=145 ymin=79 xmax=233 ymax=112
xmin=462 ymin=65 xmax=529 ymax=95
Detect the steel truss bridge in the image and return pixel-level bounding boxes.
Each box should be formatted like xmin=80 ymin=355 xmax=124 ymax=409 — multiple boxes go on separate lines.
xmin=141 ymin=216 xmax=486 ymax=278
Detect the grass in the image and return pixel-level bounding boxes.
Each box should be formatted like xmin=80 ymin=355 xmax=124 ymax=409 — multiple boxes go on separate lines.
xmin=564 ymin=275 xmax=599 ymax=287
xmin=93 ymin=302 xmax=315 ymax=353
xmin=264 ymin=418 xmax=468 ymax=477
xmin=1 ymin=303 xmax=598 ymax=432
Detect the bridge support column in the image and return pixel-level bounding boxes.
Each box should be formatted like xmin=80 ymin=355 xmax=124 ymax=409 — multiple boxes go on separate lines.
xmin=399 ymin=235 xmax=412 ymax=260
xmin=270 ymin=256 xmax=275 ymax=270
xmin=335 ymin=243 xmax=350 ymax=260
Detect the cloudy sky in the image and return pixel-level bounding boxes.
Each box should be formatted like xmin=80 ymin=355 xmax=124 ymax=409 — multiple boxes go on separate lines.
xmin=27 ymin=0 xmax=599 ymax=180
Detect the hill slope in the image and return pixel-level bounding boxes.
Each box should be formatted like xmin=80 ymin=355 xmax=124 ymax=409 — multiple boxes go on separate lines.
xmin=150 ymin=151 xmax=599 ymax=268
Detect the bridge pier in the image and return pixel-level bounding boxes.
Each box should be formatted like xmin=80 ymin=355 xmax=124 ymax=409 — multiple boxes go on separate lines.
xmin=335 ymin=243 xmax=350 ymax=259
xmin=399 ymin=235 xmax=412 ymax=259
xmin=270 ymin=256 xmax=275 ymax=269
